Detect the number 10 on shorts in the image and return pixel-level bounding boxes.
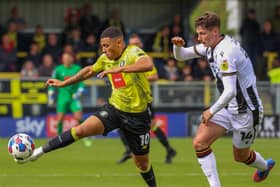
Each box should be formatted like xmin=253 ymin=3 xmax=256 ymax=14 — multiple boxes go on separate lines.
xmin=140 ymin=133 xmax=150 ymax=148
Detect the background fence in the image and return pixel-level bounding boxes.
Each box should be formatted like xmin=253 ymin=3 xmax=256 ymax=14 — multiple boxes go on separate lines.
xmin=0 ymin=78 xmax=279 ymax=138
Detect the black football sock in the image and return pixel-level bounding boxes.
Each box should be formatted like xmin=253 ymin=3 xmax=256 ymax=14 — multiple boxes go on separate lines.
xmin=42 ymin=128 xmax=78 ymax=153
xmin=140 ymin=166 xmax=157 ymax=187
xmin=153 ymin=128 xmax=171 ymax=150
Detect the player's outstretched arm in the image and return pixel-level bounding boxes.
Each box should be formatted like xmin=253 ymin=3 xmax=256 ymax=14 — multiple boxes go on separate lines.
xmin=97 ymin=56 xmax=153 ymax=78
xmin=121 ymin=56 xmax=153 ymax=73
xmin=172 ymin=36 xmax=205 ymax=61
xmin=46 ymin=66 xmax=95 ymax=87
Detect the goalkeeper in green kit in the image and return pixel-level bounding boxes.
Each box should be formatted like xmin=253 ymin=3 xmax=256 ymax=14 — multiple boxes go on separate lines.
xmin=48 ymin=52 xmax=92 ymax=146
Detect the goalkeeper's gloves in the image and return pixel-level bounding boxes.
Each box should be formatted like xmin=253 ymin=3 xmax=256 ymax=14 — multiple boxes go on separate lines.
xmin=72 ymin=88 xmax=84 ymax=100
xmin=48 ymin=90 xmax=55 ymax=106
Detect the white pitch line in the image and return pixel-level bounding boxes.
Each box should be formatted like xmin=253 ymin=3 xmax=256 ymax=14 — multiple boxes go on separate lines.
xmin=0 ymin=172 xmax=279 ymax=177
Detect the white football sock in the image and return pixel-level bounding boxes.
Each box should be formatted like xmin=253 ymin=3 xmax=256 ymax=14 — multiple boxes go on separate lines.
xmin=198 ymin=152 xmax=221 ymax=187
xmin=249 ymin=151 xmax=268 ymax=171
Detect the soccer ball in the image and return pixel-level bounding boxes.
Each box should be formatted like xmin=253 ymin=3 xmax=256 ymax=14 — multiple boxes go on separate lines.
xmin=8 ymin=133 xmax=35 ymax=160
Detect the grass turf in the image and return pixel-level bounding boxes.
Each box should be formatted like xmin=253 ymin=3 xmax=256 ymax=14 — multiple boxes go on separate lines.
xmin=0 ymin=137 xmax=278 ymax=187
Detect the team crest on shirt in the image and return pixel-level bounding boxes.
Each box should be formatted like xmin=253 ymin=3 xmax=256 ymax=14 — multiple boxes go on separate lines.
xmin=120 ymin=60 xmax=126 ymax=67
xmin=220 ymin=60 xmax=229 ymax=71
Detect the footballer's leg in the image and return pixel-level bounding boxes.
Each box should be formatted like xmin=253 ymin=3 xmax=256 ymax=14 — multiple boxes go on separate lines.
xmin=193 ymin=121 xmax=226 ymax=187
xmin=16 ymin=116 xmax=104 ymax=164
xmin=56 ymin=97 xmax=69 ymax=135
xmin=233 ymin=146 xmax=275 ymax=182
xmin=117 ymin=129 xmax=132 ymax=164
xmin=133 ymin=154 xmax=157 ymax=187
xmin=150 ymin=120 xmax=176 ymax=164
xmin=56 ymin=112 xmax=65 ymax=135
xmin=122 ymin=111 xmax=157 ymax=187
xmin=148 ymin=103 xmax=176 ymax=164
xmin=72 ymin=100 xmax=92 ymax=147
xmin=128 ymin=131 xmax=157 ymax=187
xmin=231 ymin=110 xmax=275 ymax=183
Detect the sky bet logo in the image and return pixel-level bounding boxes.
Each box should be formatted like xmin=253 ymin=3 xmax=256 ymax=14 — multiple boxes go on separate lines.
xmin=16 ymin=117 xmax=45 ymax=137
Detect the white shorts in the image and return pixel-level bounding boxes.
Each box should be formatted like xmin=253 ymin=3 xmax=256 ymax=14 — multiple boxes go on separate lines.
xmin=210 ymin=108 xmax=263 ymax=148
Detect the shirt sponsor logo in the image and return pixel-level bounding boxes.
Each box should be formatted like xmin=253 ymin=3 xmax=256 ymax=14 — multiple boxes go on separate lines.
xmin=220 ymin=60 xmax=229 ymax=71
xmin=112 ymin=73 xmax=126 ymax=88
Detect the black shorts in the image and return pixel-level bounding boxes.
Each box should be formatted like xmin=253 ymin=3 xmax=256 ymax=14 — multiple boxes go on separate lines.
xmin=94 ymin=103 xmax=151 ymax=155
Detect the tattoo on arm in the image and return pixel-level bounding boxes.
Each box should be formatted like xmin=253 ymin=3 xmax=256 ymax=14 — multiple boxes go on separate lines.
xmin=63 ymin=66 xmax=94 ymax=86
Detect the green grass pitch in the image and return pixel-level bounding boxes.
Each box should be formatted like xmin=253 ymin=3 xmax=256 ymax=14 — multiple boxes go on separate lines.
xmin=0 ymin=137 xmax=278 ymax=187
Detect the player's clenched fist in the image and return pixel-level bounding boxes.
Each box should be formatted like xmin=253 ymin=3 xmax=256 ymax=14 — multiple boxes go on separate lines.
xmin=46 ymin=79 xmax=64 ymax=87
xmin=171 ymin=36 xmax=186 ymax=47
